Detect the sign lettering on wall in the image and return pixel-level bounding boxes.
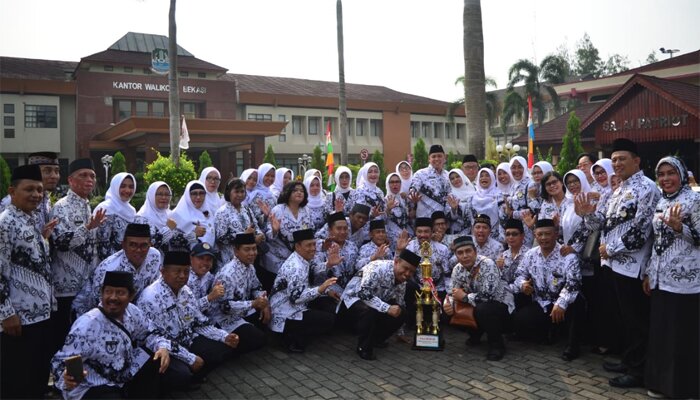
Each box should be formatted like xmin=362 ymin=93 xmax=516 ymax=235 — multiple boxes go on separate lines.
xmin=602 ymin=114 xmax=689 ymax=132
xmin=112 ymin=81 xmax=207 ymax=94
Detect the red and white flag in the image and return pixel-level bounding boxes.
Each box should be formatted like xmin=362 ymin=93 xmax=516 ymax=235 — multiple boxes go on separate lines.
xmin=179 ymin=115 xmax=190 ymax=150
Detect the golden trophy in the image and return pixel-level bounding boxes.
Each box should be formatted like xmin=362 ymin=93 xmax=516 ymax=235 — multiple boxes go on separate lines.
xmin=413 ymin=241 xmax=444 ymax=350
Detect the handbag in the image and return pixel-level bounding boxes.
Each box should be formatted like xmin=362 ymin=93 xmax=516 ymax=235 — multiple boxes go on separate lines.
xmin=448 ymin=261 xmax=481 ymax=329
xmin=582 ymin=229 xmax=601 ymax=262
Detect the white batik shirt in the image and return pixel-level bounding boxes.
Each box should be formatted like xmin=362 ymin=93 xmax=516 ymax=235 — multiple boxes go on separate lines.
xmin=645 ymin=186 xmax=700 ymax=294
xmin=356 ymin=241 xmax=395 ymax=271
xmin=475 ymin=237 xmax=504 ymax=262
xmin=137 ymin=278 xmax=229 ymax=366
xmin=307 ymin=203 xmax=328 ymax=231
xmin=187 ymin=270 xmax=215 ymax=313
xmin=268 ymin=252 xmax=324 ymax=333
xmin=311 ymin=239 xmax=359 ymax=294
xmin=72 ymin=248 xmax=162 ymax=316
xmin=406 ymin=239 xmax=449 ymax=292
xmin=51 ymin=303 xmax=170 ymax=400
xmin=1 ymin=193 xmax=51 ymax=232
xmin=247 ymin=191 xmax=277 ymax=234
xmin=499 ymin=246 xmax=530 ymax=294
xmin=508 ymin=178 xmax=537 ymax=246
xmin=350 ymin=186 xmax=386 ymax=214
xmin=584 ymin=170 xmax=661 ymax=278
xmin=450 ymin=255 xmax=514 ymax=313
xmin=0 ymin=204 xmax=54 ymax=328
xmin=50 ymin=190 xmax=97 ymax=297
xmin=315 ymin=217 xmax=370 ymax=249
xmin=385 ymin=193 xmax=410 ymax=248
xmin=409 ymin=166 xmax=451 ymax=218
xmin=95 ymin=214 xmax=157 ymax=262
xmin=264 ymin=204 xmax=313 ymax=273
xmin=341 ymin=260 xmax=406 ymax=312
xmin=324 ymin=190 xmax=354 ymax=217
xmin=215 ymin=202 xmax=263 ymax=265
xmin=209 ymin=257 xmax=265 ymax=332
xmin=514 ymin=243 xmax=581 ymax=311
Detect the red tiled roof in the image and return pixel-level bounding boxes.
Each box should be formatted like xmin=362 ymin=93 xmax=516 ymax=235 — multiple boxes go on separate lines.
xmin=513 ymin=102 xmax=601 ymax=145
xmin=580 ymin=74 xmax=700 ymax=132
xmin=226 ymin=73 xmax=450 ymax=106
xmin=607 ymin=50 xmax=700 ymax=78
xmin=80 ymin=50 xmax=227 ymax=72
xmin=0 ymin=57 xmax=77 ymax=80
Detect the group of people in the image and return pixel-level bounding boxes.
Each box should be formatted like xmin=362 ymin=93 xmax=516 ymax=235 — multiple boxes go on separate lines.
xmin=0 ymin=138 xmax=697 ymax=399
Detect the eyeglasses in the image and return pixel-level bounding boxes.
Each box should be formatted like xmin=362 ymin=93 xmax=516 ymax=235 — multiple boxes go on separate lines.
xmin=127 ymin=242 xmax=150 ymax=251
xmin=545 ymin=180 xmax=561 ymax=187
xmin=593 ymin=170 xmax=607 ymax=177
xmin=206 ymin=177 xmax=221 ymax=182
xmin=190 ymin=191 xmax=206 ymax=197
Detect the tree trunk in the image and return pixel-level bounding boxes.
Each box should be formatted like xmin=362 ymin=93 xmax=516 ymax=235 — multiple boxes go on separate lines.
xmin=463 ymin=0 xmax=486 ymax=159
xmin=168 ymin=0 xmax=180 ymax=166
xmin=337 ymin=0 xmax=348 ymax=165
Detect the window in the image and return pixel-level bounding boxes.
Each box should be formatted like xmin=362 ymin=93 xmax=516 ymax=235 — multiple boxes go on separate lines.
xmin=370 ymin=120 xmax=382 ymax=137
xmin=4 ymin=116 xmax=14 ymax=126
xmin=182 ymin=103 xmax=196 ymax=119
xmin=292 ymin=116 xmax=303 ymax=135
xmin=457 ymin=124 xmax=465 ymax=139
xmin=198 ymin=72 xmax=206 ymax=78
xmin=179 ymin=71 xmax=189 ymax=78
xmin=104 ymin=65 xmax=113 ymax=71
xmin=445 ymin=124 xmax=452 ymax=139
xmin=433 ymin=123 xmax=441 ymax=139
xmin=247 ymin=113 xmax=272 ymax=121
xmin=279 ymin=134 xmax=287 ymax=142
xmin=118 ymin=101 xmax=131 ymax=120
xmin=135 ymin=101 xmax=148 ymax=117
xmin=152 ymin=102 xmax=165 ymax=117
xmin=308 ymin=117 xmax=319 ymax=135
xmin=4 ymin=128 xmax=14 ymax=138
xmin=278 ymin=114 xmax=286 ymax=132
xmin=422 ymin=122 xmax=429 ymax=138
xmin=124 ymin=66 xmax=133 ymax=73
xmin=411 ymin=121 xmax=419 ymax=138
xmin=4 ymin=104 xmax=14 ymax=113
xmin=24 ymin=105 xmax=57 ymax=128
xmin=356 ymin=120 xmax=365 ymax=136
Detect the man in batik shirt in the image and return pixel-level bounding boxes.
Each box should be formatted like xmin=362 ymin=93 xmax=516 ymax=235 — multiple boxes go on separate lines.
xmin=409 ymin=144 xmax=450 ymax=218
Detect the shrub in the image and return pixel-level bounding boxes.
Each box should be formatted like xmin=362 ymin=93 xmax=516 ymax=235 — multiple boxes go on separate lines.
xmin=0 ymin=155 xmax=11 ymax=198
xmin=143 ymin=151 xmax=197 ymax=201
xmin=198 ymin=150 xmax=213 ymax=173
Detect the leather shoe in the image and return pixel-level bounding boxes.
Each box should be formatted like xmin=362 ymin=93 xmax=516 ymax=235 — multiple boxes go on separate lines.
xmin=287 ymin=343 xmax=305 ymax=353
xmin=356 ymin=347 xmax=376 ymax=361
xmin=609 ymin=374 xmax=644 ymax=388
xmin=561 ymin=346 xmax=580 ymax=362
xmin=603 ymin=361 xmax=627 ymax=373
xmin=486 ymin=347 xmax=504 ymax=361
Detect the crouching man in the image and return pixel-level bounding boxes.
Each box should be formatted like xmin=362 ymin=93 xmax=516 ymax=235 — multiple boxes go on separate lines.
xmin=339 ymin=249 xmax=421 ymax=360
xmin=51 ymin=271 xmax=171 ymax=399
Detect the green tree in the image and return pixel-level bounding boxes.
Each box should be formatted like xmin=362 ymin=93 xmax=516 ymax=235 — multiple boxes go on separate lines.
xmin=574 ymin=33 xmax=603 ymax=77
xmin=601 ymin=54 xmax=630 ymax=76
xmin=556 ymin=112 xmax=585 ymax=175
xmin=371 ymin=150 xmax=387 ymax=193
xmin=462 ymin=0 xmax=487 ymax=158
xmin=502 ymin=54 xmax=569 ymax=135
xmin=310 ymin=145 xmax=327 ymax=183
xmin=263 ymin=145 xmax=277 ymax=166
xmin=536 ymin=146 xmax=554 ymax=164
xmin=143 ymin=151 xmax=197 ymax=201
xmin=448 ymin=76 xmax=500 ymax=131
xmin=446 ymin=151 xmax=458 ymax=167
xmin=198 ymin=150 xmax=213 ymax=173
xmin=110 ymin=151 xmax=127 ymax=178
xmin=0 ymin=155 xmax=11 ymax=198
xmin=412 ymin=138 xmax=428 ymax=172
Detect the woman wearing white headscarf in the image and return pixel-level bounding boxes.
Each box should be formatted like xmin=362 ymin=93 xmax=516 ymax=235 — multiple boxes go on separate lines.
xmin=271 ymin=167 xmax=292 ymax=199
xmin=248 ymin=163 xmax=277 ymax=229
xmin=324 ymin=166 xmax=355 ymax=216
xmin=590 ymin=158 xmax=614 ymax=197
xmin=395 ymin=161 xmax=413 ymax=195
xmin=506 ymin=156 xmax=536 ymax=246
xmin=239 ymin=168 xmax=258 ymax=205
xmin=449 ymin=168 xmax=503 ymax=241
xmin=94 ymin=172 xmax=146 ymax=261
xmin=137 ymin=181 xmax=176 ymax=251
xmin=304 ymin=175 xmax=327 ymax=230
xmin=446 ymin=168 xmax=472 ymax=234
xmin=350 ymin=162 xmax=385 ymax=218
xmin=170 ymin=180 xmax=216 ymax=251
xmin=385 ymin=172 xmax=410 ymax=244
xmin=199 ymin=167 xmax=225 ymax=215
xmin=495 ymin=162 xmax=513 ymax=201
xmin=527 ymin=161 xmax=554 ymax=215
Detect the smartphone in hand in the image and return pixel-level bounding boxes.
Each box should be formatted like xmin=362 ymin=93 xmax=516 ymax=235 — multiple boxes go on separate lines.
xmin=64 ymin=355 xmax=84 ymax=383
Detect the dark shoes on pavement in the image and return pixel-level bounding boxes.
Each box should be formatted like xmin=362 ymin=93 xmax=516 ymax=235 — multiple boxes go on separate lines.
xmin=609 ymin=374 xmax=644 ymax=388
xmin=287 ymin=343 xmax=305 ymax=353
xmin=356 ymin=346 xmax=376 ymax=361
xmin=486 ymin=347 xmax=505 ymax=361
xmin=561 ymin=346 xmax=580 ymax=362
xmin=602 ymin=361 xmax=628 ymax=373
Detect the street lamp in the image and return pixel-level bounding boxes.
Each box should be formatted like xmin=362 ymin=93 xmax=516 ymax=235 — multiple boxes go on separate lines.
xmin=496 ymin=143 xmax=520 ymax=161
xmin=659 ymin=47 xmax=679 ymax=58
xmin=101 ymin=154 xmax=113 ymax=186
xmin=297 ymin=154 xmax=311 ymax=179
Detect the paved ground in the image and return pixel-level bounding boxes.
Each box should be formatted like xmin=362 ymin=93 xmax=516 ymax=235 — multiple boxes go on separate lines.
xmin=169 ymin=325 xmax=649 ymax=400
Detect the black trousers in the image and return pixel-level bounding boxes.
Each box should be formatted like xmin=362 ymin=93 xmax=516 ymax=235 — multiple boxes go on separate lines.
xmin=0 ymin=319 xmax=53 ymax=399
xmin=163 ymin=336 xmax=234 ymax=389
xmin=51 ymin=296 xmax=75 ymax=354
xmin=513 ymin=296 xmax=583 ymax=348
xmin=469 ymin=301 xmax=509 ymax=347
xmin=282 ymin=309 xmax=334 ymax=348
xmin=343 ymin=301 xmax=405 ymax=351
xmin=613 ymin=272 xmax=650 ymax=378
xmin=595 ymin=266 xmax=624 ymax=351
xmin=83 ymin=353 xmax=161 ymax=399
xmin=231 ymin=314 xmax=268 ymax=355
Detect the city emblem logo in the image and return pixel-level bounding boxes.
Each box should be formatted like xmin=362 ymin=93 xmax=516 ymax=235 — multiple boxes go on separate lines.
xmin=151 ymin=48 xmax=169 ymax=75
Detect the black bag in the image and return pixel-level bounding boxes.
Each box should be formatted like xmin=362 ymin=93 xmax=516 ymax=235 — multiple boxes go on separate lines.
xmin=582 ymin=229 xmax=601 ymax=262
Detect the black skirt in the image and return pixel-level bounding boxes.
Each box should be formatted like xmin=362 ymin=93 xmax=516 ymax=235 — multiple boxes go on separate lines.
xmin=645 ymin=289 xmax=699 ymax=399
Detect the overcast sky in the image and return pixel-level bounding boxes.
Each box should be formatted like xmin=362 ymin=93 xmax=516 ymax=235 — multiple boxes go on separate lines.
xmin=1 ymin=0 xmax=699 ymax=102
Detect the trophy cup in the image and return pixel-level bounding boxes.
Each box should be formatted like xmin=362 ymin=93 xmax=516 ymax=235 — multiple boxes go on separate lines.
xmin=413 ymin=241 xmax=444 ymax=350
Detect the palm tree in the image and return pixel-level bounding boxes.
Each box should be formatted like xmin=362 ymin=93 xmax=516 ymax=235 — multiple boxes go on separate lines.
xmin=168 ymin=0 xmax=180 ymax=166
xmin=462 ymin=0 xmax=487 ymax=159
xmin=500 ymin=55 xmax=568 ymax=133
xmin=448 ymin=76 xmax=500 ymax=130
xmin=336 ymin=0 xmax=348 ymax=165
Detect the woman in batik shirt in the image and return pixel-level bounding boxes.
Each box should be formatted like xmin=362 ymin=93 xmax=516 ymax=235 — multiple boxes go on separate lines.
xmin=350 ymin=162 xmax=385 ymax=217
xmin=215 ymin=178 xmax=264 ymax=265
xmin=304 ymin=175 xmax=327 ymax=230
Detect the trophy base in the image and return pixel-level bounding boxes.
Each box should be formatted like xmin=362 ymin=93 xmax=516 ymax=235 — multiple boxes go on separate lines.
xmin=412 ymin=331 xmax=444 ymax=351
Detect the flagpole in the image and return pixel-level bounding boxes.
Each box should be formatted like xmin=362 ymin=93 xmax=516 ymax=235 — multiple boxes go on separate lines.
xmin=527 ymin=95 xmax=535 ymax=168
